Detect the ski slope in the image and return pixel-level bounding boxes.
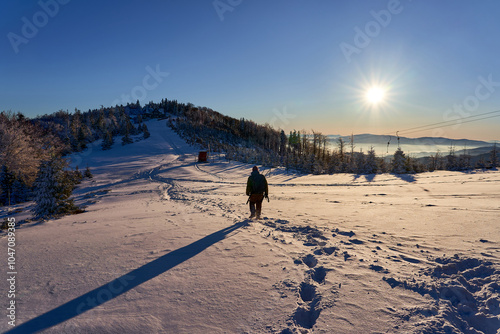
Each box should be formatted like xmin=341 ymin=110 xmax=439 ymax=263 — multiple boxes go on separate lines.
xmin=1 ymin=119 xmax=499 ymax=333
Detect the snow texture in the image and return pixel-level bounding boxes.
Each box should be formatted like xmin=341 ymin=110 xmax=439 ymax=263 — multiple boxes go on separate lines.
xmin=1 ymin=120 xmax=499 ymax=333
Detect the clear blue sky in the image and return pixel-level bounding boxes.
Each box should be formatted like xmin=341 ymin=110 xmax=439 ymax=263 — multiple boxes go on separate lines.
xmin=2 ymin=0 xmax=500 ymax=140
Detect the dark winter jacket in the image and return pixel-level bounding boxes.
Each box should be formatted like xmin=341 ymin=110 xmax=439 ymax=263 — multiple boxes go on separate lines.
xmin=246 ymin=171 xmax=268 ymax=196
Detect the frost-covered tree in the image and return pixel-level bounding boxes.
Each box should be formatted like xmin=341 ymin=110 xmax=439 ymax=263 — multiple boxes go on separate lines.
xmin=11 ymin=178 xmax=29 ymax=204
xmin=406 ymin=155 xmax=417 ymax=173
xmin=72 ymin=166 xmax=84 ymax=185
xmin=84 ymin=165 xmax=93 ymax=179
xmin=337 ymin=137 xmax=347 ymax=172
xmin=70 ymin=109 xmax=89 ymax=152
xmin=476 ymin=158 xmax=487 ymax=170
xmin=101 ymin=130 xmax=114 ymax=150
xmin=0 ymin=165 xmax=15 ymax=206
xmin=121 ymin=132 xmax=133 ymax=145
xmin=142 ymin=124 xmax=150 ymax=139
xmin=365 ymin=147 xmax=378 ymax=174
xmin=279 ymin=130 xmax=287 ymax=157
xmin=446 ymin=145 xmax=459 ymax=171
xmin=428 ymin=150 xmax=443 ymax=171
xmin=348 ymin=134 xmax=356 ymax=173
xmin=32 ymin=157 xmax=78 ymax=219
xmin=121 ymin=116 xmax=136 ymax=136
xmin=354 ymin=151 xmax=366 ymax=174
xmin=0 ymin=112 xmax=55 ymax=186
xmin=490 ymin=143 xmax=498 ymax=169
xmin=458 ymin=152 xmax=472 ymax=171
xmin=76 ymin=126 xmax=88 ymax=151
xmin=392 ymin=148 xmax=407 ymax=174
xmin=32 ymin=160 xmax=58 ymax=218
xmin=378 ymin=156 xmax=389 ymax=173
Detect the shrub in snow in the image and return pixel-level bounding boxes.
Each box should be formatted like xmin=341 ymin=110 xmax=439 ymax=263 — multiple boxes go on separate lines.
xmin=72 ymin=166 xmax=84 ymax=184
xmin=84 ymin=165 xmax=93 ymax=179
xmin=32 ymin=157 xmax=79 ymax=219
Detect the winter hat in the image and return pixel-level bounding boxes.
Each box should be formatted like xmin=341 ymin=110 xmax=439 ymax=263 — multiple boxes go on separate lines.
xmin=252 ymin=166 xmax=259 ymax=172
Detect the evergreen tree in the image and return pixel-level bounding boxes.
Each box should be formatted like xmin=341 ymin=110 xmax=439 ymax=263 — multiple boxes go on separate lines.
xmin=121 ymin=132 xmax=133 ymax=145
xmin=392 ymin=148 xmax=407 ymax=174
xmin=142 ymin=124 xmax=150 ymax=139
xmin=490 ymin=143 xmax=498 ymax=169
xmin=136 ymin=123 xmax=143 ymax=134
xmin=354 ymin=151 xmax=366 ymax=174
xmin=365 ymin=147 xmax=378 ymax=174
xmin=337 ymin=137 xmax=347 ymax=172
xmin=458 ymin=152 xmax=472 ymax=171
xmin=77 ymin=126 xmax=88 ymax=151
xmin=122 ymin=117 xmax=135 ymax=136
xmin=0 ymin=165 xmax=15 ymax=206
xmin=405 ymin=155 xmax=416 ymax=173
xmin=84 ymin=165 xmax=93 ymax=179
xmin=101 ymin=130 xmax=114 ymax=150
xmin=32 ymin=160 xmax=58 ymax=218
xmin=12 ymin=178 xmax=29 ymax=204
xmin=279 ymin=130 xmax=287 ymax=157
xmin=378 ymin=156 xmax=389 ymax=173
xmin=476 ymin=158 xmax=487 ymax=169
xmin=348 ymin=134 xmax=356 ymax=173
xmin=32 ymin=157 xmax=78 ymax=219
xmin=72 ymin=166 xmax=84 ymax=184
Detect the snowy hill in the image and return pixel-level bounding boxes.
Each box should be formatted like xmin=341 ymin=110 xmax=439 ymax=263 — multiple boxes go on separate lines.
xmin=2 ymin=119 xmax=499 ymax=333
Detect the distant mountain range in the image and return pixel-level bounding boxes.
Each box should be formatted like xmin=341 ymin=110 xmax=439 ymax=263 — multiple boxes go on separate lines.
xmin=325 ymin=134 xmax=496 ymax=158
xmin=327 ymin=134 xmax=491 ymax=146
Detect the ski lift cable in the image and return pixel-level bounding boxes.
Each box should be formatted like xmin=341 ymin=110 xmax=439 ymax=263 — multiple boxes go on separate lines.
xmin=353 ymin=109 xmax=500 ymax=142
xmin=395 ymin=109 xmax=500 ymax=136
xmin=383 ymin=111 xmax=500 ymax=152
xmin=339 ymin=109 xmax=500 ymax=151
xmin=398 ymin=113 xmax=500 ymax=137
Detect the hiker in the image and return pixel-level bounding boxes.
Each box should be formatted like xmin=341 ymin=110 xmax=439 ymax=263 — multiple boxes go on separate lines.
xmin=246 ymin=166 xmax=268 ymax=219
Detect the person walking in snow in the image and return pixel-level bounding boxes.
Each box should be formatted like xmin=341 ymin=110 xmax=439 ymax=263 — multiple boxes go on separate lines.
xmin=246 ymin=166 xmax=268 ymax=219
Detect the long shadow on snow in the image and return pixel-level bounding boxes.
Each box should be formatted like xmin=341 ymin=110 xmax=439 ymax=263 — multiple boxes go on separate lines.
xmin=392 ymin=173 xmax=417 ymax=183
xmin=6 ymin=221 xmax=248 ymax=334
xmin=352 ymin=174 xmax=376 ymax=182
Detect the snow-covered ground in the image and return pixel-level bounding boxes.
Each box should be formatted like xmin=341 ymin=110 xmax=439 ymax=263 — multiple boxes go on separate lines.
xmin=1 ymin=120 xmax=499 ymax=333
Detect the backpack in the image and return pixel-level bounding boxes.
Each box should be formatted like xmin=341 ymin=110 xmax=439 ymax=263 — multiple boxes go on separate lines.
xmin=251 ymin=174 xmax=266 ymax=194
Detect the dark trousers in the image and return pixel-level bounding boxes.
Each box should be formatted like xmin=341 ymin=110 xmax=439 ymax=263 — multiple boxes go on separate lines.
xmin=249 ymin=193 xmax=264 ymax=217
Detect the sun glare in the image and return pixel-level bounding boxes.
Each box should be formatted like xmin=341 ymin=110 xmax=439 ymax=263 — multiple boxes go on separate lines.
xmin=365 ymin=87 xmax=385 ymax=104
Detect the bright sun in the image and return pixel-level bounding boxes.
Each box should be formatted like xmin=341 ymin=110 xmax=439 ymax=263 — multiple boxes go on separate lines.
xmin=365 ymin=87 xmax=385 ymax=104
